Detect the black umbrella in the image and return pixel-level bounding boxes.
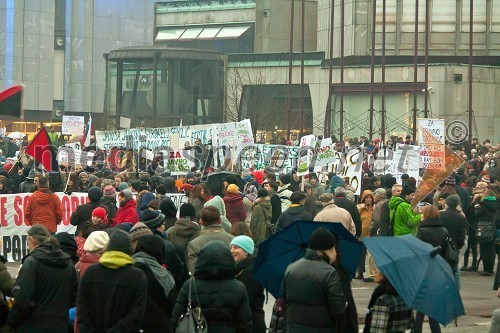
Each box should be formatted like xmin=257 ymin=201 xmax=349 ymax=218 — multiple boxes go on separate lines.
xmin=201 ymin=171 xmax=244 ymax=197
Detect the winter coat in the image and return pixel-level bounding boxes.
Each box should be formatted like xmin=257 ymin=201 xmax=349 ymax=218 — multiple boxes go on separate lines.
xmin=80 ymin=219 xmax=110 ymax=239
xmin=70 ymin=201 xmax=108 ymax=237
xmin=172 ymin=241 xmax=252 ymax=333
xmin=187 ymin=224 xmax=234 ymax=273
xmin=476 ymin=196 xmax=499 ymax=223
xmin=75 ymin=253 xmax=100 ymax=281
xmin=389 ymin=196 xmax=421 ymax=236
xmin=77 ymin=251 xmax=148 ymax=333
xmin=99 ymin=196 xmax=118 ymax=225
xmin=440 ymin=208 xmax=467 ymax=249
xmin=235 ymin=254 xmax=266 ymax=333
xmin=0 ymin=258 xmax=15 ymax=297
xmin=335 ymin=197 xmax=362 ymax=238
xmin=417 ymin=217 xmax=449 ymax=259
xmin=277 ymin=184 xmax=293 ymax=212
xmin=268 ymin=191 xmax=282 ymax=224
xmin=334 ymin=265 xmax=358 ymax=333
xmin=19 ymin=178 xmax=35 ymax=193
xmin=8 ymin=243 xmax=77 ymax=333
xmin=243 ymin=196 xmax=255 ymax=224
xmin=204 ymin=196 xmax=232 ymax=233
xmin=309 ymin=182 xmax=326 ymax=207
xmin=137 ymin=192 xmax=156 ymax=219
xmin=153 ymin=231 xmax=190 ymax=291
xmin=283 ymin=250 xmax=347 ymax=332
xmin=357 ymin=190 xmax=375 ymax=238
xmin=371 ymin=198 xmax=388 ymax=236
xmin=250 ymin=198 xmax=272 ymax=244
xmin=25 ymin=188 xmax=63 ymax=233
xmin=166 ymin=218 xmax=201 ymax=257
xmin=113 ymin=199 xmax=139 ymax=226
xmin=314 ymin=203 xmax=356 ymax=236
xmin=189 ymin=198 xmax=204 ymax=221
xmin=275 ymin=205 xmax=313 ymax=233
xmin=223 ymin=194 xmax=247 ymax=224
xmin=377 ymin=201 xmax=391 ymax=236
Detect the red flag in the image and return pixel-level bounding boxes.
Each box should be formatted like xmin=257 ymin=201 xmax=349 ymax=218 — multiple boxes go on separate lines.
xmin=25 ymin=127 xmax=59 ymax=172
xmin=0 ymin=86 xmax=23 ymax=119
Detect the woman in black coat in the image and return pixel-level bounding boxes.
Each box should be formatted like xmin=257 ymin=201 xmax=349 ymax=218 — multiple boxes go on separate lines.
xmin=476 ymin=189 xmax=499 ymax=276
xmin=172 ymin=241 xmax=252 ymax=333
xmin=230 ymin=236 xmax=266 ymax=333
xmin=133 ymin=235 xmax=178 ymax=333
xmin=415 ymin=205 xmax=448 ymax=333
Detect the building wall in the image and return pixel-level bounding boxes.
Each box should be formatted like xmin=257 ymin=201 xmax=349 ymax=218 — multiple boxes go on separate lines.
xmin=0 ymin=0 xmax=155 ymax=120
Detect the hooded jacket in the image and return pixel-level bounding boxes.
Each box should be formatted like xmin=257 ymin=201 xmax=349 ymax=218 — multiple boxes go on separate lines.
xmin=275 ymin=205 xmax=313 ymax=233
xmin=25 ymin=188 xmax=63 ymax=233
xmin=223 ymin=193 xmax=247 ymax=224
xmin=417 ymin=217 xmax=449 ymax=262
xmin=137 ymin=192 xmax=156 ymax=219
xmin=357 ymin=190 xmax=375 ymax=238
xmin=476 ymin=196 xmax=499 ymax=223
xmin=166 ymin=218 xmax=201 ymax=254
xmin=99 ymin=196 xmax=118 ymax=225
xmin=250 ymin=199 xmax=272 ymax=244
xmin=159 ymin=197 xmax=179 ymax=230
xmin=172 ymin=241 xmax=252 ymax=333
xmin=70 ymin=201 xmax=109 ymax=237
xmin=204 ymin=196 xmax=232 ymax=233
xmin=277 ymin=184 xmax=293 ymax=212
xmin=389 ymin=196 xmax=421 ymax=236
xmin=187 ymin=224 xmax=234 ymax=273
xmin=113 ymin=199 xmax=139 ymax=226
xmin=8 ymin=243 xmax=77 ymax=332
xmin=334 ymin=196 xmax=362 ymax=238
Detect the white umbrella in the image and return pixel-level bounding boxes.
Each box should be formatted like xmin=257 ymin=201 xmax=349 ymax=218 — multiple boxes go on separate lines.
xmin=7 ymin=132 xmax=25 ymax=140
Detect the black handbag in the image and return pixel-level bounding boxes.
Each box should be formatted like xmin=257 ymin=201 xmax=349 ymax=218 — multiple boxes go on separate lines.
xmin=443 ymin=236 xmax=459 ymax=267
xmin=176 ymin=277 xmax=207 ymax=333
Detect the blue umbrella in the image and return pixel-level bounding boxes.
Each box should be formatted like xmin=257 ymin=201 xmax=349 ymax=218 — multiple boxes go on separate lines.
xmin=363 ymin=235 xmax=465 ymax=325
xmin=254 ymin=220 xmax=364 ymax=298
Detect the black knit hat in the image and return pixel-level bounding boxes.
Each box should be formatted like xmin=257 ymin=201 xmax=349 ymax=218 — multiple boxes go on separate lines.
xmin=279 ymin=174 xmax=291 ymax=185
xmin=445 ymin=194 xmax=461 ymax=209
xmin=107 ymin=230 xmax=133 ymax=255
xmin=141 ymin=210 xmax=165 ymax=230
xmin=310 ymin=227 xmax=336 ymax=250
xmin=401 ymin=184 xmax=416 ymax=196
xmin=88 ymin=186 xmax=103 ymax=202
xmin=179 ymin=203 xmax=196 ymax=219
xmin=257 ymin=188 xmax=269 ymax=198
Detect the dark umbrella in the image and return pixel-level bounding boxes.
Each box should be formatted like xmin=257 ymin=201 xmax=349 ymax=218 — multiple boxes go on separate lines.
xmin=254 ymin=220 xmax=364 ymax=298
xmin=363 ymin=235 xmax=465 ymax=325
xmin=200 ymin=171 xmax=244 ymax=197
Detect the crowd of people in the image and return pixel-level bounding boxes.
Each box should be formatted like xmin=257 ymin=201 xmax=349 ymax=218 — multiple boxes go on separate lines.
xmin=0 ymin=134 xmax=497 ymax=332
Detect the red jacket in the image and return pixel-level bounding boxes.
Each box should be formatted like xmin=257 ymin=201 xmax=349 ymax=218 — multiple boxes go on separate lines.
xmin=112 ymin=199 xmax=139 ymax=226
xmin=223 ymin=194 xmax=247 ymax=224
xmin=25 ymin=188 xmax=63 ymax=233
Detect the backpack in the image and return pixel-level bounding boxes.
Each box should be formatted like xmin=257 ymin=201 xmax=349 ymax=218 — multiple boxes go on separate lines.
xmin=477 ymin=220 xmax=495 ymax=244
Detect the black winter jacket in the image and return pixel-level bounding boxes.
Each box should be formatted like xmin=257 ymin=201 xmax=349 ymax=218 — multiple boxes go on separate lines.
xmin=70 ymin=201 xmax=109 ymax=236
xmin=283 ymin=250 xmax=347 ymax=332
xmin=440 ymin=209 xmax=467 ymax=249
xmin=235 ymin=253 xmax=266 ymax=333
xmin=335 ymin=197 xmax=362 ymax=238
xmin=416 ymin=217 xmax=448 ymax=258
xmin=172 ymin=241 xmax=252 ymax=333
xmin=275 ymin=205 xmax=312 ymax=233
xmin=8 ymin=243 xmax=77 ymax=333
xmin=100 ymin=196 xmax=118 ymax=224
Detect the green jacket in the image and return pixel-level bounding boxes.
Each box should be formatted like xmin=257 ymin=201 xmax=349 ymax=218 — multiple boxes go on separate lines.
xmin=250 ymin=199 xmax=272 ymax=245
xmin=389 ymin=196 xmax=421 ymax=236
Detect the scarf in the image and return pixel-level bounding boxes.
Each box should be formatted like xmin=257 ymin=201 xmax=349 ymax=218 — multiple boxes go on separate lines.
xmin=133 ymin=252 xmax=175 ymax=299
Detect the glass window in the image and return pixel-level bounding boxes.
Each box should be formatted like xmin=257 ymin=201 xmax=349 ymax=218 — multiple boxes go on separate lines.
xmin=402 ymin=0 xmax=426 ymax=32
xmin=197 ymin=27 xmax=222 ymax=39
xmin=432 ymin=0 xmax=456 ymax=32
xmin=215 ymin=25 xmax=251 ymax=39
xmin=461 ymin=0 xmax=486 ymax=32
xmin=493 ymin=1 xmax=500 ymax=32
xmin=156 ymin=28 xmax=185 ymax=41
xmin=375 ymin=1 xmax=397 ymax=33
xmin=179 ymin=27 xmax=203 ymax=40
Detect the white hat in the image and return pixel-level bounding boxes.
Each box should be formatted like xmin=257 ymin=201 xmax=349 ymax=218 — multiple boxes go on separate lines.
xmin=84 ymin=231 xmax=110 ymax=253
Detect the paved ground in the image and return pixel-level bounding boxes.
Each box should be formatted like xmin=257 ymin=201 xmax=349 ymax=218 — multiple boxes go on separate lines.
xmin=6 ymin=262 xmax=499 ymax=332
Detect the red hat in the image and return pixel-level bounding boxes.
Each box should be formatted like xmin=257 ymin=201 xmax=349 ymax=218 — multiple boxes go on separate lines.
xmin=2 ymin=164 xmax=12 ymax=172
xmin=374 ymin=138 xmax=381 ymax=143
xmin=180 ymin=183 xmax=194 ymax=192
xmin=92 ymin=207 xmax=107 ymax=219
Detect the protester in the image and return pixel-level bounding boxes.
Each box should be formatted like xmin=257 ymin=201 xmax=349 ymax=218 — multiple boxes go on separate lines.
xmin=389 ymin=184 xmax=421 ymax=236
xmin=250 ymin=188 xmax=273 ymax=244
xmin=165 ymin=203 xmax=201 ymax=257
xmin=334 ymin=187 xmax=362 ymax=239
xmin=204 ymin=196 xmax=232 ymax=233
xmin=129 ymin=222 xmax=153 ymax=251
xmin=100 ymin=185 xmax=118 ymax=225
xmin=80 ymin=207 xmax=110 ymax=239
xmin=231 ymin=221 xmax=252 ymax=237
xmin=357 ymin=190 xmax=375 ymax=281
xmin=8 ymin=225 xmax=76 ymax=333
xmin=282 ymin=227 xmax=347 ymax=332
xmin=243 ymin=183 xmax=259 ymax=224
xmin=307 ymin=172 xmax=326 ymax=207
xmin=187 ymin=206 xmax=234 ymax=273
xmin=223 ymin=184 xmax=247 ymax=224
xmin=172 ymin=241 xmax=252 ymax=332
xmin=230 ymin=236 xmax=266 ymax=333
xmin=113 ymin=189 xmax=139 ymax=226
xmin=264 ymin=180 xmax=282 ymax=225
xmin=314 ymin=193 xmax=356 ymax=236
xmin=77 ymin=230 xmax=148 ymax=332
xmin=24 ymin=176 xmax=63 ymax=234
xmin=277 ymin=174 xmax=294 ymax=212
xmin=70 ymin=186 xmax=106 ymax=236
xmin=188 ymin=184 xmax=206 ymax=220
xmin=476 ymin=188 xmax=499 ymax=276
xmin=75 ymin=231 xmax=110 ymax=280
xmin=274 ymin=191 xmax=313 ymax=233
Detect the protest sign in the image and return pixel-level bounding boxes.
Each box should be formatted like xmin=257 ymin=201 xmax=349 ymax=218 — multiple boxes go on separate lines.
xmin=328 ymin=147 xmax=364 ymax=195
xmin=58 ymin=146 xmax=95 ymax=167
xmin=0 ymin=192 xmax=189 ymax=262
xmin=391 ymin=144 xmax=421 ymax=184
xmin=297 ymin=135 xmax=316 ymax=176
xmin=236 ymin=119 xmax=254 ymax=145
xmin=313 ymin=138 xmax=336 ymax=167
xmin=214 ymin=122 xmax=237 ymax=147
xmin=237 ymin=144 xmax=298 ymax=174
xmin=418 ymin=118 xmax=445 ymax=171
xmin=62 ymin=116 xmax=85 ymax=136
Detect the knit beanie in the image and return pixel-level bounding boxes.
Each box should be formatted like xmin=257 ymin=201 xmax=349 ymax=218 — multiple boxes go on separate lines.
xmin=84 ymin=231 xmax=110 ymax=253
xmin=257 ymin=188 xmax=268 ymax=198
xmin=79 ymin=172 xmax=88 ymax=179
xmin=481 ymin=174 xmax=491 ymax=183
xmin=445 ymin=194 xmax=461 ymax=210
xmin=227 ymin=184 xmax=239 ymax=195
xmin=118 ymin=182 xmax=129 ymax=191
xmin=88 ymin=186 xmax=103 ymax=202
xmin=401 ymin=184 xmax=416 ymax=196
xmin=92 ymin=207 xmax=107 ymax=220
xmin=230 ymin=235 xmax=255 ymax=255
xmin=129 ymin=222 xmax=153 ymax=242
xmin=310 ymin=227 xmax=336 ymax=250
xmin=141 ymin=210 xmax=165 ymax=230
xmin=179 ymin=203 xmax=196 ymax=219
xmin=120 ymin=189 xmax=133 ymax=201
xmin=106 ymin=230 xmax=133 ymax=255
xmin=103 ymin=185 xmax=117 ymax=198
xmin=279 ymin=174 xmax=291 ymax=185
xmin=444 ymin=176 xmax=456 ymax=186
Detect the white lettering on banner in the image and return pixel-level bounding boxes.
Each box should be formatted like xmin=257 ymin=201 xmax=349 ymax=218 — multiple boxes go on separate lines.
xmin=328 ymin=147 xmax=364 ymax=195
xmin=0 ymin=193 xmax=189 ymax=262
xmin=58 ymin=146 xmax=95 ymax=167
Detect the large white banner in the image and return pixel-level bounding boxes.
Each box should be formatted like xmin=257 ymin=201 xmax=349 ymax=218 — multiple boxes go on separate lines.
xmin=237 ymin=144 xmax=299 ymax=174
xmin=328 ymin=147 xmax=364 ymax=195
xmin=0 ymin=192 xmax=189 ymax=262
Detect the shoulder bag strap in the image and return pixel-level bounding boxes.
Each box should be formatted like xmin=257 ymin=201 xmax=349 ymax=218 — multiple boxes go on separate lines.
xmin=187 ymin=277 xmax=193 ymax=309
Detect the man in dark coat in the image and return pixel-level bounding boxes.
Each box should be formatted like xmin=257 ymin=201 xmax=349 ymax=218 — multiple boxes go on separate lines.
xmin=77 ymin=230 xmax=148 ymax=332
xmin=264 ymin=180 xmax=282 ymax=225
xmin=439 ymin=195 xmax=467 ymax=250
xmin=334 ymin=187 xmax=362 ymax=238
xmin=70 ymin=186 xmax=108 ymax=237
xmin=8 ymin=225 xmax=76 ymax=333
xmin=274 ymin=191 xmax=313 ymax=233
